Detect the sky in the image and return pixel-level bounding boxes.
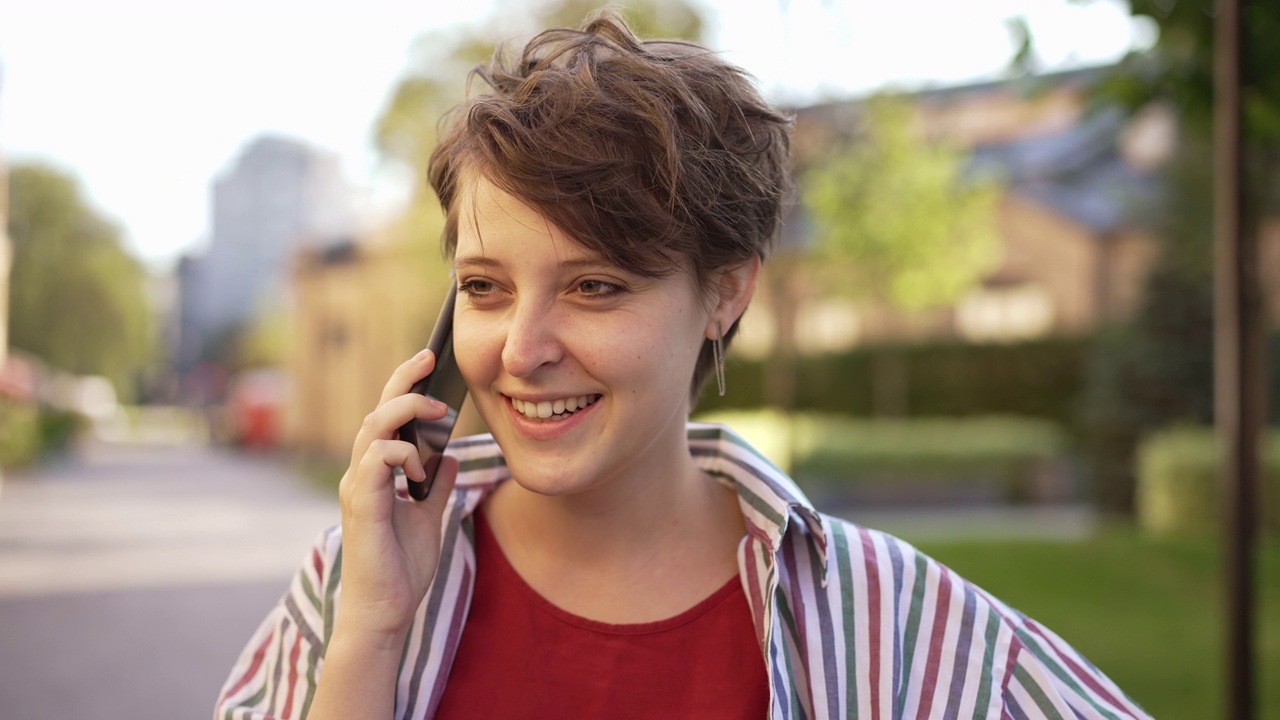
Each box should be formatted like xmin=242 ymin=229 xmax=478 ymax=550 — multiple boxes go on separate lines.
xmin=0 ymin=0 xmax=1152 ymax=271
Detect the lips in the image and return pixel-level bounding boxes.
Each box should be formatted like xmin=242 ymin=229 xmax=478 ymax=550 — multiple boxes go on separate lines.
xmin=509 ymin=394 xmax=600 ymax=421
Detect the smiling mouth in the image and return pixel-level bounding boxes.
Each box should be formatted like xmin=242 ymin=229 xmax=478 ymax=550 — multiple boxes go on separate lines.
xmin=509 ymin=394 xmax=601 ymax=421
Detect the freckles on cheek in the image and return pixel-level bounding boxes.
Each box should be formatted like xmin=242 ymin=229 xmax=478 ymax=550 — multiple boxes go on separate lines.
xmin=452 ymin=325 xmax=494 ymax=383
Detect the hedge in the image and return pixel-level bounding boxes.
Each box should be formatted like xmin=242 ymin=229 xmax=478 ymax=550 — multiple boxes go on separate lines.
xmin=698 ymin=337 xmax=1091 ymax=428
xmin=698 ymin=334 xmax=1280 ymax=433
xmin=695 ymin=409 xmax=1074 ymax=506
xmin=1136 ymin=426 xmax=1280 ymax=536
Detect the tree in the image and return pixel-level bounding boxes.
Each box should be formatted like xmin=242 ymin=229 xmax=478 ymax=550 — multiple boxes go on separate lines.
xmin=800 ymin=94 xmax=1003 ymax=415
xmin=7 ymin=163 xmax=155 ymax=398
xmin=1086 ymin=0 xmax=1280 ymax=223
xmin=803 ymin=94 xmax=1003 ymax=315
xmin=1070 ymin=0 xmax=1280 ymax=514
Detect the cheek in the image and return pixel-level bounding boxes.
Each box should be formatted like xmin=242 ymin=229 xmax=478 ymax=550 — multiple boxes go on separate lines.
xmin=452 ymin=317 xmax=499 ymax=384
xmin=588 ymin=313 xmax=702 ymax=385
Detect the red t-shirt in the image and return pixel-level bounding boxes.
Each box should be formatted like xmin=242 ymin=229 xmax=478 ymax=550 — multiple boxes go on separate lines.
xmin=434 ymin=508 xmax=770 ymax=719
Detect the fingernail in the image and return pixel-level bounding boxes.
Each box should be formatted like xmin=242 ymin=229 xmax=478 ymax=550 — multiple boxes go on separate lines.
xmin=414 ymin=347 xmax=431 ymax=360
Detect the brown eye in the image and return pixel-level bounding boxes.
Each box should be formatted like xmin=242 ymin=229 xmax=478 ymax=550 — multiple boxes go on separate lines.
xmin=578 ymin=280 xmax=623 ymax=297
xmin=459 ymin=279 xmax=495 ymax=296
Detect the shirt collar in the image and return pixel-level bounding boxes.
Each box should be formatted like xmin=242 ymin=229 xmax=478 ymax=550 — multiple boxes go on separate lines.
xmin=445 ymin=422 xmax=830 ymax=578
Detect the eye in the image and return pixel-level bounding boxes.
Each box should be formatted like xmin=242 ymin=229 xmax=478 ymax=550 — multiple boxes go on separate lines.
xmin=577 ymin=279 xmax=624 ymax=297
xmin=458 ymin=279 xmax=496 ymax=296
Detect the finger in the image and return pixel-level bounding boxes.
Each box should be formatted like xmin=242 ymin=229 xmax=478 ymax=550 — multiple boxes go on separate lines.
xmin=415 ymin=454 xmax=459 ymax=517
xmin=378 ymin=348 xmax=439 ymax=406
xmin=350 ymin=393 xmax=449 ymax=464
xmin=344 ymin=438 xmax=426 ymax=507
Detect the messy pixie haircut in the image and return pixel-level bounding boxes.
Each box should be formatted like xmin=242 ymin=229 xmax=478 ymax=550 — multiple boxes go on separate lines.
xmin=428 ymin=12 xmax=792 ymax=400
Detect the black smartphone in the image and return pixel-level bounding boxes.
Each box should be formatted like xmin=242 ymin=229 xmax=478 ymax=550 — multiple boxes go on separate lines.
xmin=398 ymin=286 xmax=468 ymax=500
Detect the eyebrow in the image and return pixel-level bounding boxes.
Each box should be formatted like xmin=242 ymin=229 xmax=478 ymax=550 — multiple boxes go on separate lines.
xmin=453 ymin=256 xmax=617 ymax=273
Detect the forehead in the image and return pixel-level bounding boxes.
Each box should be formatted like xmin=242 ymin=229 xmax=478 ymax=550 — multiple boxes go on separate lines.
xmin=449 ymin=171 xmax=702 ymax=295
xmin=454 ymin=175 xmax=603 ymax=265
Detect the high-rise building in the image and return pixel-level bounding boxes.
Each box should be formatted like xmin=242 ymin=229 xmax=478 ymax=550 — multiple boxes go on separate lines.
xmin=176 ymin=135 xmax=355 ymax=373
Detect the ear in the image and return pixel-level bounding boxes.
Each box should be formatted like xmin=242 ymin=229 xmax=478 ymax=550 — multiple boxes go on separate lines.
xmin=705 ymin=255 xmax=761 ymax=339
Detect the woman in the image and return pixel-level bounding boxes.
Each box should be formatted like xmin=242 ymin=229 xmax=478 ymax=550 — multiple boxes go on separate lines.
xmin=217 ymin=14 xmax=1150 ymax=720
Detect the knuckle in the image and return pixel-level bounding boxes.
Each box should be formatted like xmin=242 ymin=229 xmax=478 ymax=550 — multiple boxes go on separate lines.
xmin=337 ymin=474 xmax=355 ymax=505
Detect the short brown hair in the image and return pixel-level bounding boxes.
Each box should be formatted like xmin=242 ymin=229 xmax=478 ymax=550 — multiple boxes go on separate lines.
xmin=428 ymin=11 xmax=792 ymax=399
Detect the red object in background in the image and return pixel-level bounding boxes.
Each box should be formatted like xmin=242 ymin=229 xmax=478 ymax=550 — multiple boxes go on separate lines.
xmin=227 ymin=369 xmax=284 ymax=449
xmin=237 ymin=401 xmax=278 ymax=449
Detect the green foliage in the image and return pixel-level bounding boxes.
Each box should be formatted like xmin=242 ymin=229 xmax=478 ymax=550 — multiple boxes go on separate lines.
xmin=700 ymin=336 xmax=1091 ymax=428
xmin=0 ymin=398 xmax=40 ymax=468
xmin=0 ymin=398 xmax=89 ymax=468
xmin=696 ymin=409 xmax=1072 ymax=503
xmin=1077 ymin=280 xmax=1215 ymax=515
xmin=1136 ymin=426 xmax=1280 ymax=537
xmin=7 ymin=164 xmax=155 ymax=398
xmin=1086 ymin=0 xmax=1280 ymax=161
xmin=37 ymin=407 xmax=89 ymax=456
xmin=1062 ymin=1 xmax=1280 ymax=517
xmin=801 ymin=94 xmax=1004 ymax=311
xmin=922 ymin=532 xmax=1280 ymax=720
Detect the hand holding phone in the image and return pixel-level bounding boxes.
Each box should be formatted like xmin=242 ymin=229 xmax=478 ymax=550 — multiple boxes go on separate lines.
xmin=398 ymin=286 xmax=469 ymax=500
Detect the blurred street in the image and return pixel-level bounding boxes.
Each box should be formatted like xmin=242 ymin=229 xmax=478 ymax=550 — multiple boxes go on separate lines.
xmin=0 ymin=439 xmax=338 ymax=720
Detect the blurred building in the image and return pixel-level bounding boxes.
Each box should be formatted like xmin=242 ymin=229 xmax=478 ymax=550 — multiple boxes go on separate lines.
xmin=739 ymin=69 xmax=1279 ymax=355
xmin=175 ymin=135 xmax=357 ymax=376
xmin=284 ymin=236 xmax=478 ymax=457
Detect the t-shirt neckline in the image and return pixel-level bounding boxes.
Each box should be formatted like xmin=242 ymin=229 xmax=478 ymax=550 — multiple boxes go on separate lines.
xmin=473 ymin=505 xmax=743 ymax=637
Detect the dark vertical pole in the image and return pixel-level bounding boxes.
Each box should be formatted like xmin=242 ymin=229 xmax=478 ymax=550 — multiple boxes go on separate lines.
xmin=1214 ymin=1 xmax=1259 ymax=718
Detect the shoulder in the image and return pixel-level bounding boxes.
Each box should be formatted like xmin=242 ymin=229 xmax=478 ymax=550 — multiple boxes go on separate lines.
xmin=804 ymin=514 xmax=1017 ymax=633
xmin=810 ymin=513 xmax=1049 ymax=665
xmin=798 ymin=514 xmax=1151 ymax=719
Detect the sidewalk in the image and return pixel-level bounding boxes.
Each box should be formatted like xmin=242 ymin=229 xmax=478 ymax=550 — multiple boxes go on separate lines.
xmin=0 ymin=440 xmax=338 ymax=597
xmin=0 ymin=439 xmax=338 ymax=720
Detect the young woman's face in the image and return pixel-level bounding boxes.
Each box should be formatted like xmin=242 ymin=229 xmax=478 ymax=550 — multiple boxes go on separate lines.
xmin=451 ymin=178 xmax=712 ymax=497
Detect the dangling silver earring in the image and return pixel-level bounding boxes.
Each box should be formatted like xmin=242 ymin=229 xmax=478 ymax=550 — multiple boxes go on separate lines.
xmin=713 ymin=320 xmax=726 ymax=397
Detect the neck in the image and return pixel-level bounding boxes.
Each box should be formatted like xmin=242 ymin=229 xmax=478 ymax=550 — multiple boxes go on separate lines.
xmin=491 ymin=437 xmax=715 ymax=567
xmin=481 ymin=424 xmax=747 ymax=623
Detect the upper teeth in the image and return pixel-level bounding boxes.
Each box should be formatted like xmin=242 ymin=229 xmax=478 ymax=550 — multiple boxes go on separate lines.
xmin=511 ymin=395 xmax=598 ymax=419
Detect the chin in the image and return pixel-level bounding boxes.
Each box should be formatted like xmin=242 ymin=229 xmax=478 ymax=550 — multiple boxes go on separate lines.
xmin=504 ymin=459 xmax=599 ymax=498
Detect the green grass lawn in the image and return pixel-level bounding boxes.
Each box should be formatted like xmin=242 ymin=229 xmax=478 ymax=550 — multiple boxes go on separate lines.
xmin=915 ymin=530 xmax=1280 ymax=720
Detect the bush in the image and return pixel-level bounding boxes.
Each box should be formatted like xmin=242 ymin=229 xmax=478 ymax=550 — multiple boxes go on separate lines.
xmin=695 ymin=410 xmax=1074 ymax=505
xmin=0 ymin=400 xmax=89 ymax=468
xmin=0 ymin=398 xmax=41 ymax=468
xmin=1136 ymin=427 xmax=1280 ymax=536
xmin=38 ymin=407 xmax=89 ymax=454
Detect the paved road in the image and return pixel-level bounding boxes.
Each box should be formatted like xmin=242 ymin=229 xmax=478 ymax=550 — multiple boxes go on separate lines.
xmin=0 ymin=440 xmax=339 ymax=720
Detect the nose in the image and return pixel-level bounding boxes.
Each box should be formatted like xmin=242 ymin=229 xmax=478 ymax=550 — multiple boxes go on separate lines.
xmin=500 ymin=298 xmax=564 ymax=378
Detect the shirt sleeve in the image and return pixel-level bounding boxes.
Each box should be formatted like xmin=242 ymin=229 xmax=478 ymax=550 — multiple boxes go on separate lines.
xmin=213 ymin=527 xmax=341 ymax=720
xmin=1001 ymin=615 xmax=1153 ymax=719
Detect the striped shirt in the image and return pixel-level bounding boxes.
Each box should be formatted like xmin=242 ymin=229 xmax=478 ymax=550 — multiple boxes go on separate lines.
xmin=215 ymin=423 xmax=1151 ymax=720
